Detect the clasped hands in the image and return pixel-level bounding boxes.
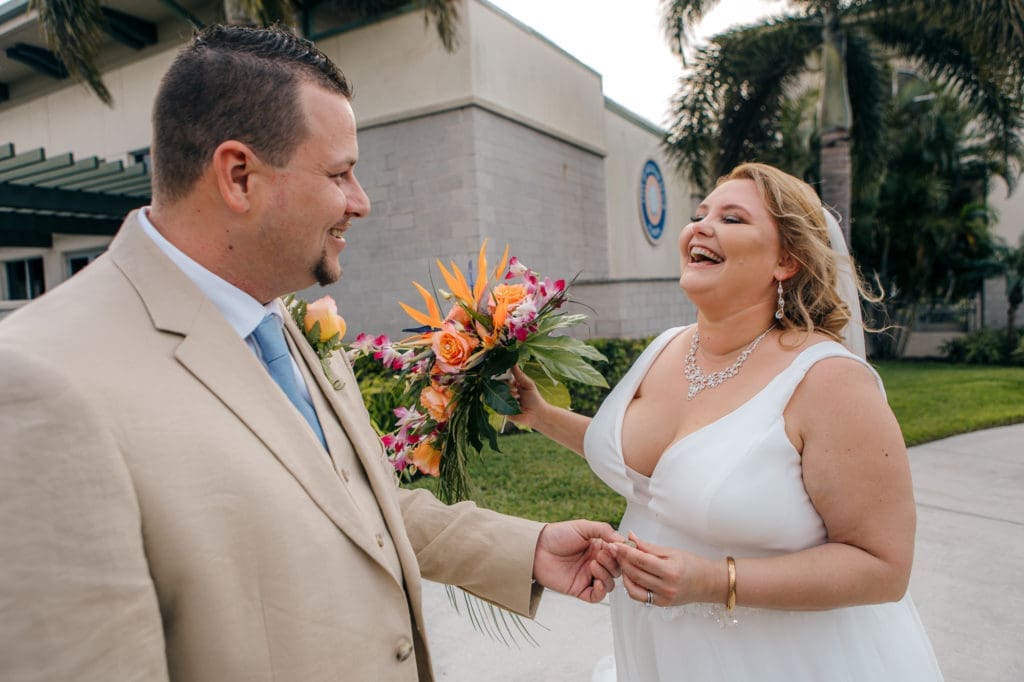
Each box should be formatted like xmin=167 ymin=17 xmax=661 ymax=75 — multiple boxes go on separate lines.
xmin=534 ymin=524 xmax=718 ymax=608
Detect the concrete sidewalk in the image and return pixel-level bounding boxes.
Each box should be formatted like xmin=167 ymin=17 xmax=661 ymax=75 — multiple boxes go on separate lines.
xmin=423 ymin=423 xmax=1024 ymax=681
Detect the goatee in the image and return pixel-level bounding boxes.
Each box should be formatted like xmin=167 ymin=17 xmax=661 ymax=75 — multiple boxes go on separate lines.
xmin=314 ymin=251 xmax=341 ymax=287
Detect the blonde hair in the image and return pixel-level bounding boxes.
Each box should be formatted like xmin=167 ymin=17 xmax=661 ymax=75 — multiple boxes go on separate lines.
xmin=718 ymin=163 xmax=868 ymax=343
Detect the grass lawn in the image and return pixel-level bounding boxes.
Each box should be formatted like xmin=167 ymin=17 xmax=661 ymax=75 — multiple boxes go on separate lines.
xmin=406 ymin=362 xmax=1024 ymax=524
xmin=874 ymin=361 xmax=1024 ymax=445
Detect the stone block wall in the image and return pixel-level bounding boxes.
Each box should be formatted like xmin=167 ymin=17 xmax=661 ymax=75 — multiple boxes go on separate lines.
xmin=570 ymin=278 xmax=696 ymax=340
xmin=309 ymin=104 xmax=611 ymax=339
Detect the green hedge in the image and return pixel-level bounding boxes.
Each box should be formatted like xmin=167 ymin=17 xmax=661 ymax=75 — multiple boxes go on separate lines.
xmin=564 ymin=336 xmax=654 ymax=416
xmin=941 ymin=328 xmax=1024 ymax=365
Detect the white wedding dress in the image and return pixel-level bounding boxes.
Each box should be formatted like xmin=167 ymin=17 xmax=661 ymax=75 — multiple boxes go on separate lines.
xmin=584 ymin=326 xmax=944 ymax=681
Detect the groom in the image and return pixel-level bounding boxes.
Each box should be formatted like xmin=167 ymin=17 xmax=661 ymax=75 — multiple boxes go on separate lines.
xmin=0 ymin=25 xmax=618 ymax=681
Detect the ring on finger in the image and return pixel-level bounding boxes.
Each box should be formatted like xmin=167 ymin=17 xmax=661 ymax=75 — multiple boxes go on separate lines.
xmin=645 ymin=589 xmax=654 ymax=607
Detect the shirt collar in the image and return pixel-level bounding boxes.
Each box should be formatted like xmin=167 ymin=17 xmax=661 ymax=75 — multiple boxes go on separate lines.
xmin=137 ymin=207 xmax=277 ymax=338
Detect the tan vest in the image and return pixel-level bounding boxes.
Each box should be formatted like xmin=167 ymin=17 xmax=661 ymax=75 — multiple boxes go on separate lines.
xmin=294 ymin=344 xmax=405 ymax=583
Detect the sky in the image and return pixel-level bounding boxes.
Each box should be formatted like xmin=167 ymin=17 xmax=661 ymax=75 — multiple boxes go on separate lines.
xmin=485 ymin=0 xmax=791 ymax=127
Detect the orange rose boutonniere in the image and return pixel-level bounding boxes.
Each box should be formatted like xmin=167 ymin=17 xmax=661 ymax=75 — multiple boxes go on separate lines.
xmin=283 ymin=294 xmax=346 ymax=390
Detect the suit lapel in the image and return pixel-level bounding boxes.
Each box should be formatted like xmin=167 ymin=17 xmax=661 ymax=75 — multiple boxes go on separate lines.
xmin=109 ymin=213 xmax=385 ymax=567
xmin=282 ymin=308 xmax=422 ymax=589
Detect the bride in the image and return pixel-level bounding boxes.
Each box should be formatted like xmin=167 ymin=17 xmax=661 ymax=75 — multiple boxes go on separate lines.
xmin=510 ymin=163 xmax=943 ymax=680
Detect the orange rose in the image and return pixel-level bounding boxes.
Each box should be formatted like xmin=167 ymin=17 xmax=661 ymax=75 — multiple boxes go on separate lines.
xmin=444 ymin=303 xmax=472 ymax=328
xmin=432 ymin=326 xmax=477 ymax=373
xmin=411 ymin=440 xmax=441 ymax=477
xmin=419 ymin=384 xmax=452 ymax=422
xmin=487 ymin=283 xmax=527 ymax=333
xmin=489 ymin=283 xmax=527 ymax=312
xmin=304 ymin=296 xmax=346 ymax=342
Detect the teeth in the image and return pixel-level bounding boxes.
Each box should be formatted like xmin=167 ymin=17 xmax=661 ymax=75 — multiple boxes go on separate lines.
xmin=690 ymin=246 xmax=723 ymax=263
xmin=329 ymin=228 xmax=345 ymax=238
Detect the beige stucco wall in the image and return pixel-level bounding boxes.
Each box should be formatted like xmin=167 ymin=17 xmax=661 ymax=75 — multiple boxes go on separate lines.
xmin=989 ymin=177 xmax=1023 ymax=246
xmin=321 ymin=0 xmax=605 ymax=154
xmin=602 ymin=102 xmax=690 ymax=280
xmin=0 ymin=25 xmax=186 ymax=161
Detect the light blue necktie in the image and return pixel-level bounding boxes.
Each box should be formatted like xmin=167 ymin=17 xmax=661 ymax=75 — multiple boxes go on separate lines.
xmin=250 ymin=314 xmax=327 ymax=448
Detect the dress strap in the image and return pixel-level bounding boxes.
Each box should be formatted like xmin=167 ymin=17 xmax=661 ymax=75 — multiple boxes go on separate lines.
xmin=773 ymin=341 xmax=886 ymax=411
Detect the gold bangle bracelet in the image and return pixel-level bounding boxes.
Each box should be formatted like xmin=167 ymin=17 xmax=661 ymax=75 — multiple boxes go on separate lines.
xmin=725 ymin=556 xmax=737 ymax=611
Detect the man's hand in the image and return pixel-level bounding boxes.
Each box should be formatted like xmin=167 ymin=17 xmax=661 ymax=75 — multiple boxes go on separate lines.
xmin=533 ymin=520 xmax=623 ymax=603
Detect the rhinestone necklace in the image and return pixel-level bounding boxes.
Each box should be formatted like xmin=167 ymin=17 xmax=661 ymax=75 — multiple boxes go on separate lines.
xmin=684 ymin=324 xmax=775 ymax=400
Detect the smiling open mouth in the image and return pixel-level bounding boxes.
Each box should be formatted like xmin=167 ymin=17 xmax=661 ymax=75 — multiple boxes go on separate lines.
xmin=689 ymin=246 xmax=723 ymax=264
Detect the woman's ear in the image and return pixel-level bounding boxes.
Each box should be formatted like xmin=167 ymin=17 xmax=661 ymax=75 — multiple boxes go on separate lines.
xmin=773 ymin=252 xmax=800 ymax=282
xmin=211 ymin=140 xmax=265 ymax=213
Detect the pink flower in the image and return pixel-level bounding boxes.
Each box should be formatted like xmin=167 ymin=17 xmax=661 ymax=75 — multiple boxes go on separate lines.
xmin=507 ymin=255 xmax=529 ymax=278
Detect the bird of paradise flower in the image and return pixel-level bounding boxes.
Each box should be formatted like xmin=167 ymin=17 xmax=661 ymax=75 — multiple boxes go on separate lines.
xmin=349 ymin=240 xmax=607 ymax=505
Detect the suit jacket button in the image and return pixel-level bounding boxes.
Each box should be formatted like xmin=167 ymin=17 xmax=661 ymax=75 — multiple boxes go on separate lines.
xmin=395 ymin=638 xmax=414 ymax=662
xmin=375 ymin=532 xmax=385 ymax=548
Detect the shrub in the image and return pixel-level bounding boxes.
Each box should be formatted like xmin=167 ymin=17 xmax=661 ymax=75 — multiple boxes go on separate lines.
xmin=351 ymin=355 xmax=404 ymax=433
xmin=940 ymin=328 xmax=1023 ymax=365
xmin=565 ymin=336 xmax=654 ymax=417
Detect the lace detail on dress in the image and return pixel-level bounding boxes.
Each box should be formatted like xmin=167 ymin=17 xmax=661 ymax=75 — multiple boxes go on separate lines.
xmin=656 ymin=602 xmax=750 ymax=628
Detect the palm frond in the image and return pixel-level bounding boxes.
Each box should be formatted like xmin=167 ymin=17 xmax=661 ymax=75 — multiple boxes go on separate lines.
xmin=854 ymin=0 xmax=1024 ymax=91
xmin=420 ymin=0 xmax=459 ymax=51
xmin=30 ymin=0 xmax=111 ymax=105
xmin=660 ymin=0 xmax=723 ymax=58
xmin=225 ymin=0 xmax=296 ymax=27
xmin=864 ymin=18 xmax=1024 ymax=191
xmin=308 ymin=1 xmax=458 ymax=52
xmin=664 ymin=16 xmax=821 ymax=191
xmin=843 ymin=28 xmax=889 ymax=197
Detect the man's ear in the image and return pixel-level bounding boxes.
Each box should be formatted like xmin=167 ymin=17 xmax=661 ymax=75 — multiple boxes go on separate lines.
xmin=211 ymin=140 xmax=266 ymax=213
xmin=773 ymin=251 xmax=800 ymax=282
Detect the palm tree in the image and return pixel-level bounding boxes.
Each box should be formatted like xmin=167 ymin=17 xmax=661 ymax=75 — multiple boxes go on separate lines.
xmin=662 ymin=0 xmax=1024 ymax=246
xmin=29 ymin=0 xmax=459 ymax=107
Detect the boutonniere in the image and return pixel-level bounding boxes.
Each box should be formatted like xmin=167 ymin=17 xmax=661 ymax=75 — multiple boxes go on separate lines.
xmin=283 ymin=294 xmax=346 ymax=390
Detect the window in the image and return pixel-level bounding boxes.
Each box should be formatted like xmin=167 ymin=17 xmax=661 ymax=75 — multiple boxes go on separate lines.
xmin=4 ymin=257 xmax=45 ymax=300
xmin=66 ymin=247 xmax=106 ymax=277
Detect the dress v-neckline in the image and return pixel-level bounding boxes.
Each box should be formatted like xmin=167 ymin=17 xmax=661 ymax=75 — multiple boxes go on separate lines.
xmin=616 ymin=326 xmax=823 ymax=481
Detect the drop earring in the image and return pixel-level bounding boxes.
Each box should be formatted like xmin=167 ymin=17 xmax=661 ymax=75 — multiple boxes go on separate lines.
xmin=775 ymin=280 xmax=785 ymax=320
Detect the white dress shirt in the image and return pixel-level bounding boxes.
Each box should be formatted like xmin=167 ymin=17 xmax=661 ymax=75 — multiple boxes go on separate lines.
xmin=137 ymin=208 xmax=312 ymax=401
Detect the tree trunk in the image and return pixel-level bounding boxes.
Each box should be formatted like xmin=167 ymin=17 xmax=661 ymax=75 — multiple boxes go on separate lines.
xmin=820 ymin=131 xmax=852 ymax=246
xmin=818 ymin=3 xmax=853 ymax=248
xmin=1007 ymin=279 xmax=1022 ymax=349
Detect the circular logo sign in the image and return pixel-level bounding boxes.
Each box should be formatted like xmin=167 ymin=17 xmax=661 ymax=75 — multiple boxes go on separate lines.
xmin=639 ymin=159 xmax=666 ymax=244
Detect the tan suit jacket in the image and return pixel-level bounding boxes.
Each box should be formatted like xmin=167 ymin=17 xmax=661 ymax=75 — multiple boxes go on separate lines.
xmin=0 ymin=212 xmax=543 ymax=681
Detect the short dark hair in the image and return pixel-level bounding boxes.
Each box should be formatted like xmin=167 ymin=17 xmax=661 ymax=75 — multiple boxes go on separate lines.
xmin=151 ymin=24 xmax=352 ymax=202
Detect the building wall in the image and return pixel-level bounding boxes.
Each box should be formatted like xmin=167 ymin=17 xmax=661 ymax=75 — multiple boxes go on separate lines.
xmin=0 ymin=33 xmax=181 ymax=159
xmin=1 ymin=0 xmax=692 ymax=341
xmin=299 ymin=104 xmax=610 ymax=340
xmin=982 ymin=177 xmax=1024 ymax=329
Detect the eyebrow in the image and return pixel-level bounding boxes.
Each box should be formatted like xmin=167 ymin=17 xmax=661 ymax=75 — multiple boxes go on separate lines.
xmin=695 ymin=202 xmax=752 ymax=214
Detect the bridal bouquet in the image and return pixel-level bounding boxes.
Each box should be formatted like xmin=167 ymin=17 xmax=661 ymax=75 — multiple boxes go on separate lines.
xmin=348 ymin=241 xmax=607 ymax=503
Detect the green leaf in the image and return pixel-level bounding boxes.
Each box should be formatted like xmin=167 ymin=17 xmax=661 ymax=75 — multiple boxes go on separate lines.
xmin=524 ymin=334 xmax=608 ymax=363
xmin=479 ymin=346 xmax=520 ymax=377
xmin=466 ymin=397 xmax=500 ymax=453
xmin=306 ymin=320 xmax=321 ymax=346
xmin=534 ymin=313 xmax=589 ymax=335
xmin=482 ymin=379 xmax=520 ymax=415
xmin=522 ymin=361 xmax=571 ymax=409
xmin=528 ymin=345 xmax=609 ymax=387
